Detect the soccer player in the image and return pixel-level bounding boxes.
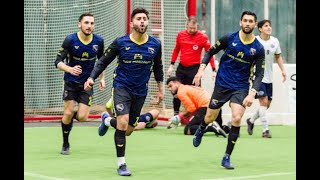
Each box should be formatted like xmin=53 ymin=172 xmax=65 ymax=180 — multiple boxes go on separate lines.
xmin=166 ymin=76 xmax=228 ymax=137
xmin=54 ymin=13 xmax=105 ymax=155
xmin=192 ymin=11 xmax=265 ymax=169
xmin=166 ymin=16 xmax=217 ymax=116
xmin=84 ymin=7 xmax=164 ymax=176
xmin=246 ymin=19 xmax=286 ymax=138
xmin=134 ymin=109 xmax=160 ymax=130
xmin=102 ymin=97 xmax=160 ymax=131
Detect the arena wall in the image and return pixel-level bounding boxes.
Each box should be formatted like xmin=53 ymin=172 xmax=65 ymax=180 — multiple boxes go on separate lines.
xmin=202 ymin=63 xmax=296 ymax=126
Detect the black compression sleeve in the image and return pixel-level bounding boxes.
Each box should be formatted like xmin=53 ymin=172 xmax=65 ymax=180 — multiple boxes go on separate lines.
xmin=90 ymin=39 xmax=119 ymax=80
xmin=201 ymin=34 xmax=229 ymax=65
xmin=54 ymin=37 xmax=70 ymax=68
xmin=251 ymin=47 xmax=265 ymax=91
xmin=153 ymin=44 xmax=164 ymax=82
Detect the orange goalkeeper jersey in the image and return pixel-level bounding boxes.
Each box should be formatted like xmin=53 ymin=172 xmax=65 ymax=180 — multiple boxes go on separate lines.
xmin=176 ymin=84 xmax=210 ymax=113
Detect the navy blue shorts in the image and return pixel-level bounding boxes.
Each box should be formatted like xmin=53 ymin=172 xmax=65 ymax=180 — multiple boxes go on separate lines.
xmin=208 ymin=85 xmax=248 ymax=109
xmin=113 ymin=86 xmax=146 ymax=127
xmin=255 ymin=82 xmax=273 ymax=100
xmin=138 ymin=112 xmax=153 ymax=123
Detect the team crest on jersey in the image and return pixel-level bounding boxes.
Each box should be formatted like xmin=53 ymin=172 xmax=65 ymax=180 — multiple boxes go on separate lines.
xmin=82 ymin=52 xmax=89 ymax=58
xmin=193 ymin=45 xmax=198 ymax=50
xmin=271 ymin=44 xmax=275 ymax=48
xmin=116 ymin=104 xmax=124 ymax=112
xmin=148 ymin=47 xmax=155 ymax=54
xmin=134 ymin=54 xmax=143 ymax=59
xmin=92 ymin=45 xmax=98 ymax=52
xmin=249 ymin=48 xmax=256 ymax=55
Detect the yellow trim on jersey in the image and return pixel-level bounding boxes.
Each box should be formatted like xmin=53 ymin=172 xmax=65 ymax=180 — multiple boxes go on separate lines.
xmin=130 ymin=34 xmax=149 ymax=45
xmin=77 ymin=32 xmax=93 ymax=45
xmin=238 ymin=31 xmax=255 ymax=45
xmin=249 ymin=64 xmax=255 ymax=87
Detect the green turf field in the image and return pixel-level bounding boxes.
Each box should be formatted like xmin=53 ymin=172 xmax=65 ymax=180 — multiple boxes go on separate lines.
xmin=24 ymin=125 xmax=296 ymax=180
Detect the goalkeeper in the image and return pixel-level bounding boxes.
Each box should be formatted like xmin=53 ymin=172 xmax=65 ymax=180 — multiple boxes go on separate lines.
xmin=166 ymin=76 xmax=228 ymax=137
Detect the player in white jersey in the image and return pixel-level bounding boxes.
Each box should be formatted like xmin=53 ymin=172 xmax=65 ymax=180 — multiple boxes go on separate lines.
xmin=246 ymin=19 xmax=287 ymax=138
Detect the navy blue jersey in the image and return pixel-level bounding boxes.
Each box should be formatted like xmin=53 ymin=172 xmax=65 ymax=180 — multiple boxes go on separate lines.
xmin=202 ymin=31 xmax=265 ymax=90
xmin=90 ymin=34 xmax=164 ymax=96
xmin=55 ymin=32 xmax=104 ymax=84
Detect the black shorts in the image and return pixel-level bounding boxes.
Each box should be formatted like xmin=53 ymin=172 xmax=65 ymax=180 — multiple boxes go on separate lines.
xmin=208 ymin=85 xmax=248 ymax=109
xmin=176 ymin=64 xmax=200 ymax=85
xmin=113 ymin=86 xmax=146 ymax=127
xmin=63 ymin=81 xmax=93 ymax=106
xmin=185 ymin=107 xmax=207 ymax=127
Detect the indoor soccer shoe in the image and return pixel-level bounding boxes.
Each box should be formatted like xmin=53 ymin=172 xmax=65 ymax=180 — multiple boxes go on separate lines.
xmin=117 ymin=163 xmax=131 ymax=176
xmin=60 ymin=146 xmax=70 ymax=155
xmin=246 ymin=118 xmax=254 ymax=135
xmin=262 ymin=130 xmax=272 ymax=138
xmin=193 ymin=126 xmax=204 ymax=147
xmin=222 ymin=125 xmax=230 ymax=134
xmin=98 ymin=112 xmax=110 ymax=136
xmin=212 ymin=121 xmax=227 ymax=138
xmin=217 ymin=126 xmax=227 ymax=138
xmin=146 ymin=121 xmax=158 ymax=128
xmin=221 ymin=155 xmax=234 ymax=169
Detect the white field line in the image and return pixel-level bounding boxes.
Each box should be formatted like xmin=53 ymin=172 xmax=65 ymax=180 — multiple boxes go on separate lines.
xmin=200 ymin=172 xmax=296 ymax=180
xmin=24 ymin=172 xmax=71 ymax=180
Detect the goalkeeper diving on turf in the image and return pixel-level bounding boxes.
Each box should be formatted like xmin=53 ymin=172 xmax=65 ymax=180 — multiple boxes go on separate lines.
xmin=166 ymin=76 xmax=230 ymax=137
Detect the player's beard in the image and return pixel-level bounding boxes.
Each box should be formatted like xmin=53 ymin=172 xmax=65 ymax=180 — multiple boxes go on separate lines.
xmin=171 ymin=90 xmax=177 ymax=96
xmin=81 ymin=29 xmax=92 ymax=36
xmin=241 ymin=26 xmax=254 ymax=34
xmin=133 ymin=24 xmax=148 ymax=34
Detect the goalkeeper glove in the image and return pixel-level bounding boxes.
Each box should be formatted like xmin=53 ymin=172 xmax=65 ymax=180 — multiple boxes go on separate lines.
xmin=167 ymin=115 xmax=182 ymax=129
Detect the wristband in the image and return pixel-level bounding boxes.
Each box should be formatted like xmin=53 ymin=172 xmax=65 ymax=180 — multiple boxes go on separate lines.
xmin=170 ymin=62 xmax=175 ymax=65
xmin=250 ymin=88 xmax=257 ymax=93
xmin=178 ymin=112 xmax=185 ymax=121
xmin=200 ymin=64 xmax=206 ymax=68
xmin=88 ymin=77 xmax=95 ymax=82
